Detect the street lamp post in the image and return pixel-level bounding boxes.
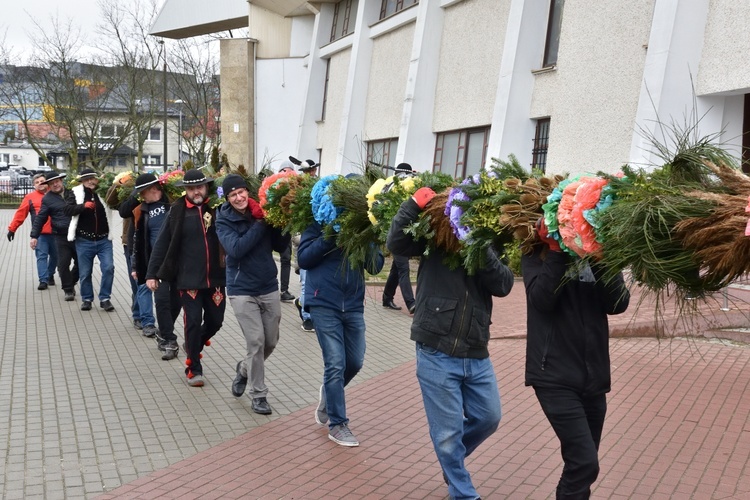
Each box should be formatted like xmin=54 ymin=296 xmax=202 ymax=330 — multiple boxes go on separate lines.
xmin=159 ymin=39 xmax=168 ymax=170
xmin=174 ymin=99 xmax=184 ymax=168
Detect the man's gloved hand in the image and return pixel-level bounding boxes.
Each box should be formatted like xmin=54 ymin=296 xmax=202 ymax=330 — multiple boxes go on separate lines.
xmin=6 ymin=231 xmax=14 ymax=242
xmin=412 ymin=187 xmax=436 ymax=210
xmin=248 ymin=198 xmax=265 ymax=220
xmin=84 ymin=201 xmax=96 ymax=210
xmin=536 ymin=217 xmax=561 ymax=252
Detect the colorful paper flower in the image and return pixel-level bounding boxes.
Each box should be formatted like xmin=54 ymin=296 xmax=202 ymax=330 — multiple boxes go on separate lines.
xmin=311 ymin=175 xmax=343 ymax=232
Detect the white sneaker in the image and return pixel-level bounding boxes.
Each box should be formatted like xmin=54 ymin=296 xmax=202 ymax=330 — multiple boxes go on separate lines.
xmin=315 ymin=385 xmax=328 ymax=425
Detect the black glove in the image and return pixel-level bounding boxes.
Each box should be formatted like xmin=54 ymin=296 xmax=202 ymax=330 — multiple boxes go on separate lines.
xmin=6 ymin=231 xmax=14 ymax=242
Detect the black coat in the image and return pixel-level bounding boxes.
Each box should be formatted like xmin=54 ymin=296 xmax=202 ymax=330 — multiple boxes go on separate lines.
xmin=146 ymin=197 xmax=225 ymax=290
xmin=387 ymin=198 xmax=515 ymax=359
xmin=522 ymin=246 xmax=630 ymax=396
xmin=30 ymin=190 xmax=72 ymax=238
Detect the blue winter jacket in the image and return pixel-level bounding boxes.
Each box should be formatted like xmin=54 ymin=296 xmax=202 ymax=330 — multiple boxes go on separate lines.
xmin=215 ymin=202 xmax=291 ymax=296
xmin=298 ymin=222 xmax=384 ymax=312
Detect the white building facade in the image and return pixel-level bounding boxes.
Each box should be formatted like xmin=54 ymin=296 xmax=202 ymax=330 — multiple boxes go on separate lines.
xmin=152 ymin=0 xmax=750 ymax=176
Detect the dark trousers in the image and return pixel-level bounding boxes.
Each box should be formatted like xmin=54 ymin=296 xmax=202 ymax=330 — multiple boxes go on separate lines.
xmin=279 ymin=243 xmax=292 ymax=292
xmin=383 ymin=254 xmax=414 ymax=308
xmin=534 ymin=387 xmax=607 ymax=500
xmin=54 ymin=234 xmax=79 ymax=292
xmin=123 ymin=245 xmax=139 ymax=318
xmin=154 ymin=281 xmax=181 ymax=343
xmin=180 ymin=287 xmax=226 ymax=376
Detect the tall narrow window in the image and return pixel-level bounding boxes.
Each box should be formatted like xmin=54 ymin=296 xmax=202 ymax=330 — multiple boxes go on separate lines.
xmin=743 ymin=94 xmax=750 ymax=173
xmin=366 ymin=138 xmax=399 ymax=170
xmin=379 ymin=0 xmax=419 ymax=20
xmin=532 ymin=118 xmax=550 ymax=173
xmin=330 ymin=0 xmax=359 ymax=42
xmin=321 ymin=60 xmax=331 ymax=121
xmin=543 ymin=0 xmax=565 ymax=68
xmin=433 ymin=127 xmax=490 ymax=178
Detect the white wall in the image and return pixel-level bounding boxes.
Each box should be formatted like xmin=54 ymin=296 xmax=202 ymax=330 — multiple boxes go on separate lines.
xmin=255 ymin=58 xmax=309 ymax=169
xmin=364 ymin=25 xmax=414 ymax=142
xmin=533 ymin=0 xmax=655 ymax=175
xmin=433 ymin=0 xmax=506 ymax=131
xmin=698 ymin=0 xmax=750 ymax=96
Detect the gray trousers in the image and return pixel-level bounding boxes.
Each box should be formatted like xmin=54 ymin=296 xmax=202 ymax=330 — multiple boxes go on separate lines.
xmin=229 ymin=291 xmax=281 ymax=398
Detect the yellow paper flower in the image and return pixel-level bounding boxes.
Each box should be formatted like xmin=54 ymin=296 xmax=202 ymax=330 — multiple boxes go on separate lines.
xmin=366 ymin=178 xmax=388 ymax=225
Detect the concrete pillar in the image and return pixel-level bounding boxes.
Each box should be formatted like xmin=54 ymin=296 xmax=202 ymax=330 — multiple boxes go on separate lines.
xmin=220 ymin=38 xmax=256 ymax=171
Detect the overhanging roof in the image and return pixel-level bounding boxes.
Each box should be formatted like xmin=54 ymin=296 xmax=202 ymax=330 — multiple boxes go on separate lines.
xmin=150 ymin=0 xmax=249 ymax=39
xmin=150 ymin=1 xmax=331 ymax=39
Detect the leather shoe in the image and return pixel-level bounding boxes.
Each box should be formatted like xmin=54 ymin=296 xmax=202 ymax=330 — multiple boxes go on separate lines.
xmin=64 ymin=291 xmax=75 ymax=301
xmin=383 ymin=300 xmax=402 ymax=311
xmin=252 ymin=397 xmax=272 ymax=415
xmin=81 ymin=301 xmax=92 ymax=311
xmin=408 ymin=304 xmax=416 ymax=314
xmin=100 ymin=300 xmax=115 ymax=312
xmin=231 ymin=360 xmax=247 ymax=397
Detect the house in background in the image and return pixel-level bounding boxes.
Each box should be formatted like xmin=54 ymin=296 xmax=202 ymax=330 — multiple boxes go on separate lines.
xmin=152 ymin=0 xmax=750 ymax=176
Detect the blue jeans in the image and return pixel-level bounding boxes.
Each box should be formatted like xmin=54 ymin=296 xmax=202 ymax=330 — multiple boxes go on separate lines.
xmin=299 ymin=269 xmax=311 ymax=321
xmin=309 ymin=306 xmax=366 ymax=428
xmin=36 ymin=234 xmax=58 ymax=283
xmin=75 ymin=238 xmax=115 ymax=302
xmin=136 ymin=284 xmax=155 ymax=326
xmin=416 ymin=342 xmax=502 ymax=500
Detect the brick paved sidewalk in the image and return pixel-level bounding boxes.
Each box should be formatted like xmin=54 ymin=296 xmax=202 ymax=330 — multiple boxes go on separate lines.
xmin=100 ymin=337 xmax=750 ymax=499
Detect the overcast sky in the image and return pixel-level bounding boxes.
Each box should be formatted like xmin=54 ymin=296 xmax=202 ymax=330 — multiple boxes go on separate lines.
xmin=4 ymin=0 xmax=100 ymax=53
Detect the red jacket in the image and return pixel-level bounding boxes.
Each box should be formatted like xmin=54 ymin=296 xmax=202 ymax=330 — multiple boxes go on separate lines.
xmin=8 ymin=190 xmax=52 ymax=235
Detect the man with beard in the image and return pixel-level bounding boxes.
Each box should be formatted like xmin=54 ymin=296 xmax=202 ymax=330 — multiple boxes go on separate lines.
xmin=216 ymin=174 xmax=290 ymax=414
xmin=146 ymin=169 xmax=226 ymax=387
xmin=30 ymin=172 xmax=79 ymax=301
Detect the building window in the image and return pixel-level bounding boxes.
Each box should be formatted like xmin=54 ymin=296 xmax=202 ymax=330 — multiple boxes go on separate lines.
xmin=330 ymin=0 xmax=358 ymax=42
xmin=106 ymin=156 xmax=127 ymax=168
xmin=367 ymin=138 xmax=399 ymax=170
xmin=147 ymin=127 xmax=161 ymax=141
xmin=433 ymin=127 xmax=490 ymax=179
xmin=321 ymin=60 xmax=331 ymax=121
xmin=100 ymin=125 xmax=125 ymax=138
xmin=543 ymin=0 xmax=565 ymax=68
xmin=144 ymin=155 xmax=161 ymax=166
xmin=379 ymin=0 xmax=419 ymax=20
xmin=532 ymin=118 xmax=550 ymax=173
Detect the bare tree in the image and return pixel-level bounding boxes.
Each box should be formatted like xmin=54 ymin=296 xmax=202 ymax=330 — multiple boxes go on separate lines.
xmin=95 ymin=0 xmax=163 ymax=171
xmin=169 ymin=36 xmax=221 ymax=167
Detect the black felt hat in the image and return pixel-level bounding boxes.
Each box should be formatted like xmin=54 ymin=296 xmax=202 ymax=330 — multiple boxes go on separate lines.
xmin=175 ymin=169 xmax=213 ymax=187
xmin=133 ymin=173 xmax=160 ymax=193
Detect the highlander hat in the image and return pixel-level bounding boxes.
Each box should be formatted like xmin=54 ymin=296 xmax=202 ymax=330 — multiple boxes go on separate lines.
xmin=43 ymin=171 xmax=66 ymax=184
xmin=299 ymin=159 xmax=319 ymax=172
xmin=221 ymin=174 xmax=247 ymax=197
xmin=133 ymin=173 xmax=160 ymax=193
xmin=395 ymin=162 xmax=412 ymax=173
xmin=77 ymin=168 xmax=98 ymax=181
xmin=175 ymin=169 xmax=213 ymax=187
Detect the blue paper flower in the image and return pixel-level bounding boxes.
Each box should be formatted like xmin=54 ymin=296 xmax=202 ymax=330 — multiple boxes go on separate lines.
xmin=311 ymin=175 xmax=343 ymax=232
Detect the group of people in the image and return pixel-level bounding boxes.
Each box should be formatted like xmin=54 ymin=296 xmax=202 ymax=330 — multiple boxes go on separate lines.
xmin=7 ymin=162 xmax=631 ymax=500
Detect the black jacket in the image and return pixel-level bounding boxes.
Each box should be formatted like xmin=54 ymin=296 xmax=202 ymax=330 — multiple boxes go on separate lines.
xmin=121 ymin=193 xmax=171 ymax=284
xmin=64 ymin=186 xmax=109 ymax=240
xmin=215 ymin=202 xmax=290 ymax=296
xmin=387 ymin=198 xmax=514 ymax=359
xmin=522 ymin=246 xmax=630 ymax=396
xmin=30 ymin=190 xmax=73 ymax=238
xmin=146 ymin=197 xmax=225 ymax=290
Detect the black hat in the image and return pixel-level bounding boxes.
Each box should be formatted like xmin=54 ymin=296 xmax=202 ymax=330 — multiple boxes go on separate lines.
xmin=221 ymin=174 xmax=247 ymax=197
xmin=77 ymin=168 xmax=98 ymax=181
xmin=133 ymin=173 xmax=160 ymax=193
xmin=299 ymin=159 xmax=319 ymax=172
xmin=175 ymin=169 xmax=213 ymax=187
xmin=395 ymin=163 xmax=412 ymax=173
xmin=43 ymin=171 xmax=66 ymax=184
